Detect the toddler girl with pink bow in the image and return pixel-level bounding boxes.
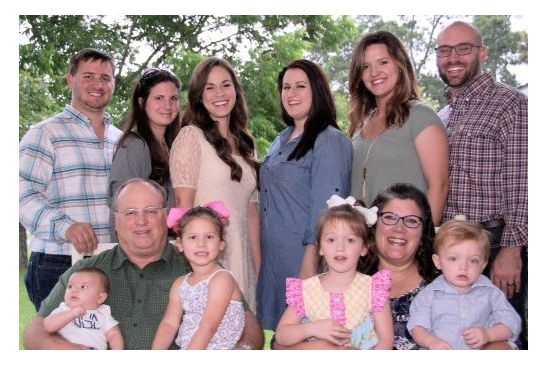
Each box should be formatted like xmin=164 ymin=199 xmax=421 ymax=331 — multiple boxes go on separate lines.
xmin=152 ymin=202 xmax=245 ymax=350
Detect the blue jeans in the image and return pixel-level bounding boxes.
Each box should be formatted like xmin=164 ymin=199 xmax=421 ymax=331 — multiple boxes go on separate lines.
xmin=482 ymin=226 xmax=528 ymax=350
xmin=24 ymin=252 xmax=71 ymax=312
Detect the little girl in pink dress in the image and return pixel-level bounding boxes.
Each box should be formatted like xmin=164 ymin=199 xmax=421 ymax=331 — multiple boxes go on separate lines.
xmin=276 ymin=195 xmax=394 ymax=349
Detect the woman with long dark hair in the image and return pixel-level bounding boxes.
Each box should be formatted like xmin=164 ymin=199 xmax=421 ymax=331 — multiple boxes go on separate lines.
xmin=169 ymin=57 xmax=261 ymax=312
xmin=256 ymin=59 xmax=353 ymax=330
xmin=348 ymin=31 xmax=449 ymax=225
xmin=108 ymin=68 xmax=181 ymax=241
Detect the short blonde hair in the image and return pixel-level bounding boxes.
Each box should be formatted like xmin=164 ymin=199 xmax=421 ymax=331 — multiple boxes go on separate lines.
xmin=434 ymin=221 xmax=491 ymax=261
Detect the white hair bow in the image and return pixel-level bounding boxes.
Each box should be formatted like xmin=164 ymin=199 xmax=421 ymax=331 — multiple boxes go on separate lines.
xmin=326 ymin=195 xmax=378 ymax=227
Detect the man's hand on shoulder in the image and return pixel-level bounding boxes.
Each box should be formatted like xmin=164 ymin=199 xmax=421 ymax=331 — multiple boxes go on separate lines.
xmin=65 ymin=223 xmax=98 ymax=255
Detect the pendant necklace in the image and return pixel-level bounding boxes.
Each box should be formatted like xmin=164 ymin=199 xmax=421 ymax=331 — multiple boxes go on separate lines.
xmin=361 ymin=109 xmax=385 ymax=202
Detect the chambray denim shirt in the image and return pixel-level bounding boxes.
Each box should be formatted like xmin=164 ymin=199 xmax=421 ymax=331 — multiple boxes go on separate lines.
xmin=259 ymin=125 xmax=353 ymax=248
xmin=407 ymin=274 xmax=521 ymax=349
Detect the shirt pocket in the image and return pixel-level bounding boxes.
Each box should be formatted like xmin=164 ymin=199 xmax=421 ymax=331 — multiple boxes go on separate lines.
xmin=273 ymin=157 xmax=310 ymax=190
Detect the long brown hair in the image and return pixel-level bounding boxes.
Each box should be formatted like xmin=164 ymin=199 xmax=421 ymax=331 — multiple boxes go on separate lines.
xmin=182 ymin=57 xmax=259 ymax=182
xmin=348 ymin=31 xmax=419 ymax=137
xmin=116 ymin=69 xmax=182 ymax=186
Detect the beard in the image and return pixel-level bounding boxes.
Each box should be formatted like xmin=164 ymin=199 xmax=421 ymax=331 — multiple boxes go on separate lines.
xmin=437 ymin=55 xmax=481 ymax=89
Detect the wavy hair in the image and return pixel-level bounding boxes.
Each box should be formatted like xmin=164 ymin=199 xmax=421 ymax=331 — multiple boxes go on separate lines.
xmin=358 ymin=183 xmax=438 ymax=283
xmin=348 ymin=31 xmax=419 ymax=137
xmin=182 ymin=57 xmax=259 ymax=182
xmin=116 ymin=69 xmax=182 ymax=187
xmin=278 ymin=59 xmax=339 ymax=161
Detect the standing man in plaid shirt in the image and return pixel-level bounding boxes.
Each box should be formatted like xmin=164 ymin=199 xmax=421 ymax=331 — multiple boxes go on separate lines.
xmin=435 ymin=21 xmax=528 ymax=349
xmin=19 ymin=48 xmax=122 ymax=312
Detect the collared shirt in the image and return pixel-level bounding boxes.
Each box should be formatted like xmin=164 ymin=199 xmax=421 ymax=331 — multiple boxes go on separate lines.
xmin=260 ymin=125 xmax=353 ymax=246
xmin=38 ymin=243 xmax=190 ymax=350
xmin=439 ymin=74 xmax=528 ymax=247
xmin=19 ymin=105 xmax=122 ymax=254
xmin=407 ymin=274 xmax=521 ymax=350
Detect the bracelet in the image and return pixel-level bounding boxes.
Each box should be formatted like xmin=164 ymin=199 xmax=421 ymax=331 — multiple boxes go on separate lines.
xmin=239 ymin=344 xmax=253 ymax=350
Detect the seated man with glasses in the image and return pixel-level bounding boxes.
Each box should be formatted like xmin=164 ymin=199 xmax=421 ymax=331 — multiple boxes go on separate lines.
xmin=23 ymin=178 xmax=264 ymax=350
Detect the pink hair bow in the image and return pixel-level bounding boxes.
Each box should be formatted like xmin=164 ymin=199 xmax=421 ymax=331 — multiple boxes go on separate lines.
xmin=167 ymin=201 xmax=230 ymax=233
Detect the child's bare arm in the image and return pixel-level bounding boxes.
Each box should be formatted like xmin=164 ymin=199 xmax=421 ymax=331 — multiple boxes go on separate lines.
xmin=462 ymin=324 xmax=513 ymax=349
xmin=186 ymin=271 xmax=238 ymax=350
xmin=276 ymin=306 xmax=352 ymax=347
xmin=371 ymin=301 xmax=394 ymax=349
xmin=151 ymin=276 xmax=185 ymax=350
xmin=43 ymin=306 xmax=85 ymax=333
xmin=106 ymin=324 xmax=124 ymax=350
xmin=411 ymin=326 xmax=453 ymax=350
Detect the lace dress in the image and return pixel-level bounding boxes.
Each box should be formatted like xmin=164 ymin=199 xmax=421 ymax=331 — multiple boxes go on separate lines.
xmin=175 ymin=269 xmax=245 ymax=350
xmin=285 ymin=270 xmax=391 ymax=349
xmin=170 ymin=125 xmax=259 ymax=312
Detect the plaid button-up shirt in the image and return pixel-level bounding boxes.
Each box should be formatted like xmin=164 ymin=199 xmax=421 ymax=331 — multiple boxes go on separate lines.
xmin=439 ymin=73 xmax=528 ymax=247
xmin=19 ymin=105 xmax=122 ymax=255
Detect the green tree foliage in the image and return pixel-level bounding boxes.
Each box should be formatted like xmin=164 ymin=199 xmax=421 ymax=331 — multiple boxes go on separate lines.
xmin=19 ymin=15 xmax=527 ymax=144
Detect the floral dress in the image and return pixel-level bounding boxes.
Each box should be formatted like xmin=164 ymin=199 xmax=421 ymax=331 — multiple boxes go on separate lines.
xmin=175 ymin=269 xmax=245 ymax=350
xmin=390 ymin=280 xmax=428 ymax=350
xmin=285 ymin=270 xmax=391 ymax=349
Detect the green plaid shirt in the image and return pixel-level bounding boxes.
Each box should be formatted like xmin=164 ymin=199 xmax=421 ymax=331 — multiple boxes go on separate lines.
xmin=39 ymin=243 xmax=189 ymax=349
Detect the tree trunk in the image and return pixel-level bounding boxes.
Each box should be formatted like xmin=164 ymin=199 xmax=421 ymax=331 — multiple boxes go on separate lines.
xmin=19 ymin=223 xmax=28 ymax=269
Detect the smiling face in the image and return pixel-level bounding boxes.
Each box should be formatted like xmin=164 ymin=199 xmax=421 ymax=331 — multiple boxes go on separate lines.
xmin=281 ymin=68 xmax=313 ymax=126
xmin=142 ymin=81 xmax=180 ymax=135
xmin=432 ymin=239 xmax=487 ymax=293
xmin=67 ymin=59 xmax=115 ymax=116
xmin=436 ymin=23 xmax=487 ymax=91
xmin=178 ymin=216 xmax=225 ymax=269
xmin=201 ymin=65 xmax=236 ymax=123
xmin=361 ymin=43 xmax=400 ymax=104
xmin=114 ymin=181 xmax=167 ymax=263
xmin=64 ymin=272 xmax=107 ymax=310
xmin=375 ymin=198 xmax=423 ymax=268
xmin=319 ymin=219 xmax=367 ymax=274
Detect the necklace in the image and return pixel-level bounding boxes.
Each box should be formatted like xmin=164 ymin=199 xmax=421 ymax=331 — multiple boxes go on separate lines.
xmin=361 ymin=110 xmax=385 ymax=202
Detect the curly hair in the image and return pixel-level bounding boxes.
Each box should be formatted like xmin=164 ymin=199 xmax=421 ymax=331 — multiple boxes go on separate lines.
xmin=358 ymin=183 xmax=438 ymax=282
xmin=182 ymin=57 xmax=259 ymax=183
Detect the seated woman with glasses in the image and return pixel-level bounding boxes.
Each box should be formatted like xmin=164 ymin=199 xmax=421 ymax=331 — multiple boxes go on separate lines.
xmin=347 ymin=30 xmax=449 ymax=226
xmin=273 ymin=183 xmax=437 ymax=350
xmin=108 ymin=68 xmax=182 ymax=242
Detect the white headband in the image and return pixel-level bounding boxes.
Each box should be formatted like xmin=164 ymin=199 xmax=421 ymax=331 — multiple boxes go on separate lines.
xmin=326 ymin=195 xmax=378 ymax=227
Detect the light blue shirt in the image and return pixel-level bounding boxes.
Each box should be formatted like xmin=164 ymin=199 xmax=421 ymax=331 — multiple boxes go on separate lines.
xmin=19 ymin=105 xmax=122 ymax=254
xmin=407 ymin=274 xmax=521 ymax=349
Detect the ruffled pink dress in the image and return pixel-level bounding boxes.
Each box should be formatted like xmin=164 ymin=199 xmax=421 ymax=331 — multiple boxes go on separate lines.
xmin=286 ymin=270 xmax=391 ymax=349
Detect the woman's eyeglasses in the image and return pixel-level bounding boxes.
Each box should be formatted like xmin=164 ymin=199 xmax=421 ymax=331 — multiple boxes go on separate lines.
xmin=378 ymin=212 xmax=423 ymax=229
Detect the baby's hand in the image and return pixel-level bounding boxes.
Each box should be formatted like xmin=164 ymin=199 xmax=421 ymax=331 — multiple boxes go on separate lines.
xmin=462 ymin=328 xmax=489 ymax=349
xmin=70 ymin=306 xmax=86 ymax=318
xmin=311 ymin=319 xmax=352 ymax=347
xmin=427 ymin=338 xmax=453 ymax=350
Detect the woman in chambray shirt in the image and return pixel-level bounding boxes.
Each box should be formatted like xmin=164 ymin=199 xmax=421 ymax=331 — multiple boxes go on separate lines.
xmin=256 ymin=59 xmax=353 ymax=331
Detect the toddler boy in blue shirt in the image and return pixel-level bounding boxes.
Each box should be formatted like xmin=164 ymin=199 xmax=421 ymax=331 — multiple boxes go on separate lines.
xmin=407 ymin=221 xmax=520 ymax=350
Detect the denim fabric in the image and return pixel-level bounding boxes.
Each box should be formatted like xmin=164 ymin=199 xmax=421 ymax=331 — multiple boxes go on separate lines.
xmin=483 ymin=226 xmax=528 ymax=349
xmin=24 ymin=252 xmax=71 ymax=312
xmin=257 ymin=126 xmax=353 ymax=330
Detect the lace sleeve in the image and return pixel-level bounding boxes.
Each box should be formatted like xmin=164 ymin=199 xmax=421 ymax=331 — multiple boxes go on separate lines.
xmin=286 ymin=278 xmax=306 ymax=318
xmin=371 ymin=269 xmax=392 ymax=312
xmin=169 ymin=126 xmax=201 ymax=188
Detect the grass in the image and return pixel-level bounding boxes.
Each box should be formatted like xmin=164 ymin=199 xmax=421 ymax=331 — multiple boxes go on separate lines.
xmin=19 ymin=265 xmax=275 ymax=350
xmin=19 ymin=268 xmax=36 ymax=350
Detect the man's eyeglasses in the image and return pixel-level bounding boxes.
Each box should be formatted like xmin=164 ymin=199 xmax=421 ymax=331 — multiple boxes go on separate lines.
xmin=434 ymin=43 xmax=482 ymax=58
xmin=378 ymin=212 xmax=423 ymax=229
xmin=115 ymin=207 xmax=166 ymax=220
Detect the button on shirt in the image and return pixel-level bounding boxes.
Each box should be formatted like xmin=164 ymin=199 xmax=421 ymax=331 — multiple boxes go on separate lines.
xmin=38 ymin=243 xmax=189 ymax=350
xmin=260 ymin=125 xmax=353 ymax=247
xmin=407 ymin=274 xmax=521 ymax=350
xmin=438 ymin=74 xmax=528 ymax=248
xmin=19 ymin=105 xmax=122 ymax=255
